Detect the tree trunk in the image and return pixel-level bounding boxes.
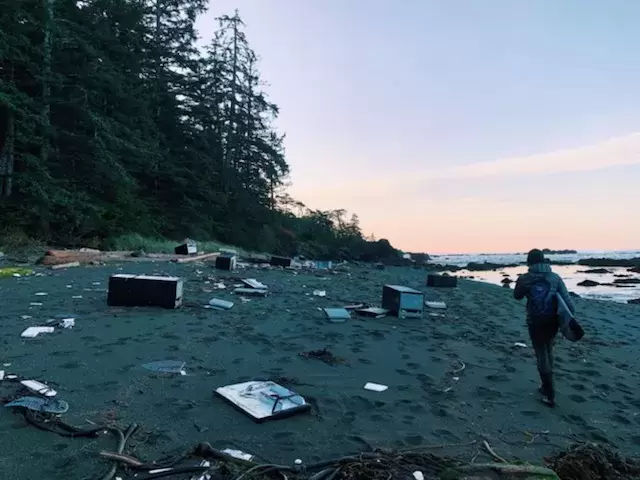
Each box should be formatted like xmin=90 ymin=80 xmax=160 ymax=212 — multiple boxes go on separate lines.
xmin=0 ymin=110 xmax=15 ymax=198
xmin=41 ymin=0 xmax=54 ymax=167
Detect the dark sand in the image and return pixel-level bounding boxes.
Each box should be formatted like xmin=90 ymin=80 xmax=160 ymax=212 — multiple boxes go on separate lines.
xmin=1 ymin=260 xmax=640 ymax=479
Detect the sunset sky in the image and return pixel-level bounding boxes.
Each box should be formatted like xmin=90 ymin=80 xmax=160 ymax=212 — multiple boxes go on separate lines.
xmin=197 ymin=0 xmax=640 ymax=254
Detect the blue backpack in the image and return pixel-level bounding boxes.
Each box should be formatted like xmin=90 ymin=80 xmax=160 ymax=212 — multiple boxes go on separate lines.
xmin=528 ymin=278 xmax=557 ymax=320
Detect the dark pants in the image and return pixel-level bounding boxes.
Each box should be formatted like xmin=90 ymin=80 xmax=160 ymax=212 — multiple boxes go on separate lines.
xmin=528 ymin=318 xmax=559 ymax=398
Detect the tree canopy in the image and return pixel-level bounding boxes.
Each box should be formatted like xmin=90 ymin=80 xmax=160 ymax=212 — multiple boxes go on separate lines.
xmin=0 ymin=1 xmax=400 ymax=262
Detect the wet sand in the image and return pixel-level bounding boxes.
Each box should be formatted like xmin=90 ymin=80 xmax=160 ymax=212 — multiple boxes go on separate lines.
xmin=1 ymin=261 xmax=639 ymax=479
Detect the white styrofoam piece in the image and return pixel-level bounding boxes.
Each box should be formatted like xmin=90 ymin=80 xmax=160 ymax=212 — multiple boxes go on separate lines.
xmin=364 ymin=382 xmax=388 ymax=392
xmin=21 ymin=379 xmax=57 ymax=397
xmin=425 ymin=301 xmax=447 ymax=309
xmin=21 ymin=326 xmax=55 ymax=338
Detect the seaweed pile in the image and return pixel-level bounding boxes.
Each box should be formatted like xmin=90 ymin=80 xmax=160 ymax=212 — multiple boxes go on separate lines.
xmin=546 ymin=443 xmax=640 ymax=480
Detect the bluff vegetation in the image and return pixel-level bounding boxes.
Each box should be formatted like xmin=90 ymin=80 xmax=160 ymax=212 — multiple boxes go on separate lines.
xmin=0 ymin=1 xmax=400 ymax=262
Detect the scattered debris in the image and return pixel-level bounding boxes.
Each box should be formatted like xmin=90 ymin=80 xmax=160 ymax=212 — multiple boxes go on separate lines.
xmin=29 ymin=302 xmax=43 ymax=306
xmin=299 ymin=348 xmax=348 ymax=365
xmin=514 ymin=342 xmax=528 ymax=348
xmin=21 ymin=326 xmax=55 ymax=338
xmin=364 ymin=382 xmax=388 ymax=392
xmin=313 ymin=290 xmax=326 ymax=297
xmin=34 ymin=292 xmax=48 ymax=296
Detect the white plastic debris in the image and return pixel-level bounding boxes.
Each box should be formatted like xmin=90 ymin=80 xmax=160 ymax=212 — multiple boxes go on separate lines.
xmin=34 ymin=292 xmax=48 ymax=296
xmin=413 ymin=471 xmax=424 ymax=480
xmin=222 ymin=449 xmax=254 ymax=461
xmin=21 ymin=379 xmax=57 ymax=397
xmin=364 ymin=382 xmax=388 ymax=392
xmin=425 ymin=301 xmax=446 ymax=309
xmin=29 ymin=302 xmax=43 ymax=306
xmin=294 ymin=459 xmax=303 ymax=465
xmin=0 ymin=371 xmax=4 ymax=381
xmin=312 ymin=290 xmax=327 ymax=297
xmin=72 ymin=295 xmax=83 ymax=299
xmin=60 ymin=318 xmax=75 ymax=329
xmin=21 ymin=326 xmax=55 ymax=338
xmin=514 ymin=342 xmax=528 ymax=348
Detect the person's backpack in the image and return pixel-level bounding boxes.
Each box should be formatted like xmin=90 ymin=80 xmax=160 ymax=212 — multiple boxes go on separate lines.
xmin=528 ymin=277 xmax=557 ymax=320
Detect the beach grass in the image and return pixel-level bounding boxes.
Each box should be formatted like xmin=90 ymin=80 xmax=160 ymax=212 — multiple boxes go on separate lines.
xmin=104 ymin=233 xmax=246 ymax=255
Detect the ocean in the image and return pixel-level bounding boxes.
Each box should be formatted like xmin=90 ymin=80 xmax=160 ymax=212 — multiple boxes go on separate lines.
xmin=430 ymin=250 xmax=640 ymax=303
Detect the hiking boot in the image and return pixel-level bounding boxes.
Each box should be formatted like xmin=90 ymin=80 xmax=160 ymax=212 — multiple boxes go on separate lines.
xmin=540 ymin=373 xmax=556 ymax=408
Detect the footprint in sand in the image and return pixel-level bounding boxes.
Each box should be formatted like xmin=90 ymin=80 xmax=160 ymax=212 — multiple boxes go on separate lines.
xmin=569 ymin=394 xmax=587 ymax=403
xmin=485 ymin=374 xmax=510 ymax=383
xmin=610 ymin=414 xmax=632 ymax=425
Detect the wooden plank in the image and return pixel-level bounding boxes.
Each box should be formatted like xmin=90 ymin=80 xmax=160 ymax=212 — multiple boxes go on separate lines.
xmin=172 ymin=252 xmax=219 ymax=264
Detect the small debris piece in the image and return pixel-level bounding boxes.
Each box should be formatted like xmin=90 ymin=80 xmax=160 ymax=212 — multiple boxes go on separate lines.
xmin=233 ymin=287 xmax=268 ymax=296
xmin=241 ymin=278 xmax=267 ymax=290
xmin=323 ymin=307 xmax=350 ymax=322
xmin=425 ymin=301 xmax=447 ymax=309
xmin=364 ymin=382 xmax=388 ymax=392
xmin=21 ymin=326 xmax=55 ymax=338
xmin=5 ymin=396 xmax=69 ymax=414
xmin=514 ymin=342 xmax=528 ymax=348
xmin=355 ymin=307 xmax=388 ymax=318
xmin=313 ymin=290 xmax=326 ymax=297
xmin=21 ymin=379 xmax=57 ymax=397
xmin=207 ymin=299 xmax=234 ymax=310
xmin=222 ymin=449 xmax=254 ymax=462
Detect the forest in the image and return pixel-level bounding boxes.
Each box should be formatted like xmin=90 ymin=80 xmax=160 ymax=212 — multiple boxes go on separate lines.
xmin=0 ymin=0 xmax=400 ymax=262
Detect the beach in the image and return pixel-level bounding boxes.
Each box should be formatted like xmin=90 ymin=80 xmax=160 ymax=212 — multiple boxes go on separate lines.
xmin=1 ymin=259 xmax=639 ymax=479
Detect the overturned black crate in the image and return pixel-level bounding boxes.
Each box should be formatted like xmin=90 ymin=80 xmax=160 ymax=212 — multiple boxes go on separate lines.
xmin=215 ymin=254 xmax=237 ymax=271
xmin=175 ymin=239 xmax=197 ymax=255
xmin=427 ymin=274 xmax=458 ymax=288
xmin=107 ymin=274 xmax=184 ymax=309
xmin=270 ymin=256 xmax=292 ymax=268
xmin=381 ymin=285 xmax=424 ymax=318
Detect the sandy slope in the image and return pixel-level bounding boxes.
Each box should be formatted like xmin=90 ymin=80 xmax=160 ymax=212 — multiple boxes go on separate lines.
xmin=0 ymin=261 xmax=639 ymax=479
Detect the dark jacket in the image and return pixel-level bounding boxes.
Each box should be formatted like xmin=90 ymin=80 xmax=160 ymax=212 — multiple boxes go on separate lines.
xmin=513 ymin=263 xmax=575 ymax=324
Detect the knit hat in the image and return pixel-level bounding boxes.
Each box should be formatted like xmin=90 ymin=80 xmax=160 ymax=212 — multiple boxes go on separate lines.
xmin=526 ymin=249 xmax=545 ymax=265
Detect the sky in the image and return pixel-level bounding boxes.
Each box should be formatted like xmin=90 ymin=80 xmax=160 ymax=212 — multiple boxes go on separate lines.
xmin=196 ymin=0 xmax=640 ymax=254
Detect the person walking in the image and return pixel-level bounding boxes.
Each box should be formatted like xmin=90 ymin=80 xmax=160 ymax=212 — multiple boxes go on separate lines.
xmin=513 ymin=248 xmax=576 ymax=407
